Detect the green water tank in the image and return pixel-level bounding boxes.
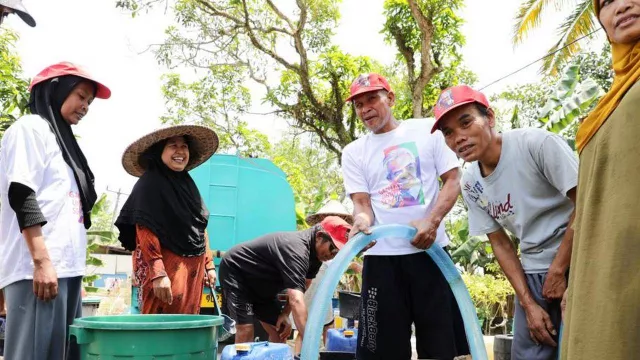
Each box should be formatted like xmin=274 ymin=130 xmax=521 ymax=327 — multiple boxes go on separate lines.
xmin=189 ymin=154 xmax=297 ymax=265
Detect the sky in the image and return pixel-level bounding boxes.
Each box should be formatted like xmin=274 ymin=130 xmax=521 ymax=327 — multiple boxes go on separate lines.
xmin=4 ymin=0 xmax=605 ymax=205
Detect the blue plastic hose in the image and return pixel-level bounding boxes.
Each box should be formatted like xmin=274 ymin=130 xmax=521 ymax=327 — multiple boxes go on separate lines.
xmin=301 ymin=225 xmax=487 ymax=360
xmin=557 ymin=323 xmax=563 ymax=360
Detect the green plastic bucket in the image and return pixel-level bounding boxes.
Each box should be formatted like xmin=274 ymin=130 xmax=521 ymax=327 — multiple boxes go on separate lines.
xmin=69 ymin=314 xmax=224 ymax=359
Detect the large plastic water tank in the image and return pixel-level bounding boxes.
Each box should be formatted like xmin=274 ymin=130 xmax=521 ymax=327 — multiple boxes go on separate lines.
xmin=189 ymin=154 xmax=297 ymax=265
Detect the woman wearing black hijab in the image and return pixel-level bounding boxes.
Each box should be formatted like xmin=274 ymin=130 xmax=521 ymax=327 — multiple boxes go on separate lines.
xmin=115 ymin=125 xmax=218 ymax=314
xmin=0 ymin=61 xmax=110 ymax=360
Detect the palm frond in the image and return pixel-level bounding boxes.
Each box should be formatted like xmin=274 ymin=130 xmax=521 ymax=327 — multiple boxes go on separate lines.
xmin=542 ymin=0 xmax=596 ymax=75
xmin=512 ymin=0 xmax=556 ymax=45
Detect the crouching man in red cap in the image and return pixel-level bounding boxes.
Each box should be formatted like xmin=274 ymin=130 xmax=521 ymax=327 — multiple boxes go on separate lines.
xmin=432 ymin=85 xmax=577 ymax=360
xmin=219 ymin=216 xmax=352 ymax=346
xmin=0 ymin=62 xmax=110 ymax=360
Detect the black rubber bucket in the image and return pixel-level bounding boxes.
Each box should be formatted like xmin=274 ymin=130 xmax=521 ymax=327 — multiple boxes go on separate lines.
xmin=338 ymin=291 xmax=361 ymax=320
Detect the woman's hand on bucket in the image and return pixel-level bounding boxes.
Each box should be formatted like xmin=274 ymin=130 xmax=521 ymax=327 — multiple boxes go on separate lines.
xmin=152 ymin=276 xmax=173 ymax=305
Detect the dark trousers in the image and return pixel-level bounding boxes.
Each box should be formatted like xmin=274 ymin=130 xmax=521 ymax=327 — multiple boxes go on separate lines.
xmin=356 ymin=252 xmax=469 ymax=360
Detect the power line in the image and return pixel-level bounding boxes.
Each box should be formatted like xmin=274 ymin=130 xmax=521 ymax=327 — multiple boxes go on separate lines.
xmin=478 ymin=27 xmax=603 ymax=91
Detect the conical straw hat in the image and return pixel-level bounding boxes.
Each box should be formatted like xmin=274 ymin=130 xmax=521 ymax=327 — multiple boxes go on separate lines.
xmin=122 ymin=125 xmax=218 ymax=177
xmin=306 ymin=199 xmax=353 ymax=226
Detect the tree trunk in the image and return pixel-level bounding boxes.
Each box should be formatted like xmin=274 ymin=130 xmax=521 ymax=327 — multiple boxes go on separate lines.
xmin=407 ymin=0 xmax=439 ymax=119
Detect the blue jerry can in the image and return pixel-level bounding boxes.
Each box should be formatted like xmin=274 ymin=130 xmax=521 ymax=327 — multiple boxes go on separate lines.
xmin=220 ymin=342 xmax=294 ymax=360
xmin=325 ymin=328 xmax=358 ymax=353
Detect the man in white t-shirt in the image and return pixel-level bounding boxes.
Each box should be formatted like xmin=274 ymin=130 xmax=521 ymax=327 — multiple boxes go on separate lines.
xmin=341 ymin=73 xmax=469 ymax=360
xmin=432 ymin=85 xmax=577 ymax=360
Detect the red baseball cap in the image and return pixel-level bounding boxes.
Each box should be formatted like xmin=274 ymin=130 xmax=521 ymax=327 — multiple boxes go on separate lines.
xmin=431 ymin=85 xmax=489 ymax=133
xmin=345 ymin=73 xmax=392 ymax=102
xmin=29 ymin=62 xmax=111 ymax=99
xmin=319 ymin=216 xmax=352 ymax=250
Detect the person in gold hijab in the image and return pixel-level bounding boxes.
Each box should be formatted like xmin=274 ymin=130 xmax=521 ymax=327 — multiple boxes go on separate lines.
xmin=561 ymin=0 xmax=640 ymax=359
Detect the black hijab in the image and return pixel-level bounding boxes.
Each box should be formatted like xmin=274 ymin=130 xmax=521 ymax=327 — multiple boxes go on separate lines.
xmin=115 ymin=139 xmax=209 ymax=257
xmin=29 ymin=75 xmax=98 ymax=229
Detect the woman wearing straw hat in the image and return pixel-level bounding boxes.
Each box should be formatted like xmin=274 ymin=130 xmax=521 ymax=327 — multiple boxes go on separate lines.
xmin=292 ymin=200 xmax=362 ymax=354
xmin=0 ymin=61 xmax=110 ymax=360
xmin=115 ymin=125 xmax=219 ymax=315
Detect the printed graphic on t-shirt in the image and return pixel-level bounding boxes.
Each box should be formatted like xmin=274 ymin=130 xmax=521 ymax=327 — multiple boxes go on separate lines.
xmin=69 ymin=191 xmax=83 ymax=224
xmin=463 ymin=180 xmax=515 ymax=222
xmin=378 ymin=142 xmax=425 ymax=208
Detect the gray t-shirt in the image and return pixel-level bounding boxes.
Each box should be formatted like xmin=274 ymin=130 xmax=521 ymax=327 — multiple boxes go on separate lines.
xmin=461 ymin=128 xmax=578 ymax=273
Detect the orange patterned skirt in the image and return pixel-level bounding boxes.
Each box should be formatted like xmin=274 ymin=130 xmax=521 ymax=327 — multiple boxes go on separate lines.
xmin=132 ymin=224 xmax=214 ymax=314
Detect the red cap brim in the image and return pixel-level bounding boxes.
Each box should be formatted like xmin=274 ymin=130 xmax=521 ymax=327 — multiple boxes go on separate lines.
xmin=431 ymin=99 xmax=479 ymax=133
xmin=332 ymin=237 xmax=346 ymax=250
xmin=94 ymin=82 xmax=111 ymax=99
xmin=345 ymin=86 xmax=386 ymax=102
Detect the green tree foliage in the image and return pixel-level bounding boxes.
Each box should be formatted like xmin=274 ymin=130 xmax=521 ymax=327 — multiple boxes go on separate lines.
xmin=491 ymin=82 xmax=554 ymax=131
xmin=0 ymin=28 xmax=30 ymax=140
xmin=462 ymin=272 xmax=514 ymax=334
xmin=159 ymin=64 xmax=344 ymax=212
xmin=84 ymin=194 xmax=118 ymax=291
xmin=269 ymin=134 xmax=343 ymax=221
xmin=574 ymin=42 xmax=613 ymax=91
xmin=382 ymin=0 xmax=476 ymax=118
xmin=537 ymin=63 xmax=603 ymax=136
xmin=115 ymin=0 xmax=473 ymax=230
xmin=491 ymin=43 xmax=612 ymax=142
xmin=512 ymin=0 xmax=597 ymax=75
xmin=88 ymin=193 xmax=116 ymax=233
xmin=161 ymin=69 xmax=271 ymax=158
xmin=117 ymin=0 xmax=473 ymax=156
xmin=117 ymin=0 xmax=378 ymax=157
xmin=446 ymin=216 xmax=500 ymax=275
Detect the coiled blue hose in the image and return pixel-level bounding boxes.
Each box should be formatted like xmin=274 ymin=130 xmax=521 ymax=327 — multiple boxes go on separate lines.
xmin=301 ymin=224 xmax=487 ymax=360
